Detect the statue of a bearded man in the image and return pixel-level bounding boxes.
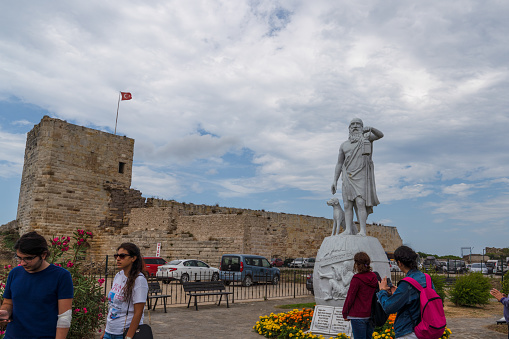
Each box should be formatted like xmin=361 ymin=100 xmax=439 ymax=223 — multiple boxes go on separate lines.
xmin=331 ymin=118 xmax=383 ymax=236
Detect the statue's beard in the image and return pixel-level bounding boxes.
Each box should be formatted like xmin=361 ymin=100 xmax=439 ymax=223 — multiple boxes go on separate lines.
xmin=349 ymin=130 xmax=362 ymax=143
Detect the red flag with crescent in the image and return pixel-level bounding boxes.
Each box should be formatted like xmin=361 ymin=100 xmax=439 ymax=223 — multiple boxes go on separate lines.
xmin=121 ymin=92 xmax=132 ymax=100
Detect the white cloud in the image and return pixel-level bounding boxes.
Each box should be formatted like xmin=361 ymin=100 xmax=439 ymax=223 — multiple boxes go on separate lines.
xmin=0 ymin=130 xmax=25 ymax=178
xmin=0 ymin=0 xmax=508 ymax=254
xmin=442 ymin=183 xmax=474 ymax=197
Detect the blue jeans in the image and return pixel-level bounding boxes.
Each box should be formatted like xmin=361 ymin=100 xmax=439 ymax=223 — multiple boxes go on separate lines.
xmin=103 ymin=333 xmax=124 ymax=339
xmin=350 ymin=318 xmax=374 ymax=339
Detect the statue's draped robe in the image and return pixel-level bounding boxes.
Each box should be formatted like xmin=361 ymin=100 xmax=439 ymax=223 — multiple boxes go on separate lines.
xmin=341 ymin=135 xmax=380 ymax=215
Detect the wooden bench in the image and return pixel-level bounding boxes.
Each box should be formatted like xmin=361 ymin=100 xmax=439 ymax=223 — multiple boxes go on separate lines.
xmin=183 ymin=281 xmax=233 ymax=311
xmin=146 ymin=281 xmax=171 ymax=313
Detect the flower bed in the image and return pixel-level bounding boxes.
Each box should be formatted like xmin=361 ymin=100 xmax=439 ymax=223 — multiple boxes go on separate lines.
xmin=253 ymin=308 xmax=349 ymax=339
xmin=254 ymin=309 xmax=452 ymax=339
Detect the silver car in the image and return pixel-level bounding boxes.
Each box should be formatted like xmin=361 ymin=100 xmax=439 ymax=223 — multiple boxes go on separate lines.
xmin=156 ymin=259 xmax=220 ymax=283
xmin=470 ymin=263 xmax=488 ymax=274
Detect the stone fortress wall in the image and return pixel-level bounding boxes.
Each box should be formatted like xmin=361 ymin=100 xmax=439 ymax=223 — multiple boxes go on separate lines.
xmin=6 ymin=116 xmax=403 ymax=265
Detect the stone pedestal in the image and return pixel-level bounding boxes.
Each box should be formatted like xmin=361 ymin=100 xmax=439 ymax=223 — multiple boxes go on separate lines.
xmin=313 ymin=234 xmax=390 ymax=307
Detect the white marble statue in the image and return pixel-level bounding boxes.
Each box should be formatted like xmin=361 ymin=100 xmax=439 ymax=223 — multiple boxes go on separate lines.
xmin=331 ymin=118 xmax=383 ymax=236
xmin=313 ymin=118 xmax=388 ymax=308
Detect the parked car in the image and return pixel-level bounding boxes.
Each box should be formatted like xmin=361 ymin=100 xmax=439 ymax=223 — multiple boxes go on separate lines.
xmin=289 ymin=258 xmax=305 ymax=268
xmin=303 ymin=258 xmax=315 ymax=268
xmin=423 ymin=256 xmax=440 ymax=271
xmin=156 ymin=259 xmax=219 ymax=283
xmin=485 ymin=261 xmax=496 ymax=274
xmin=470 ymin=263 xmax=488 ymax=274
xmin=439 ymin=261 xmax=449 ymax=273
xmin=389 ymin=260 xmax=401 ymax=272
xmin=498 ymin=264 xmax=508 ymax=275
xmin=283 ymin=258 xmax=295 ymax=267
xmin=445 ymin=260 xmax=467 ymax=274
xmin=219 ymin=254 xmax=280 ymax=287
xmin=271 ymin=258 xmax=284 ymax=267
xmin=306 ymin=272 xmax=314 ymax=294
xmin=143 ymin=257 xmax=167 ymax=276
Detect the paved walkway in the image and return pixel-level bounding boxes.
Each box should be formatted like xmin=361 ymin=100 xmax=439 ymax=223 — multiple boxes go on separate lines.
xmin=109 ymin=296 xmax=508 ymax=338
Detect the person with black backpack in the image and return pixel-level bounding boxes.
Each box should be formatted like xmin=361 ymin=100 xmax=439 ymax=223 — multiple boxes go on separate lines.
xmin=342 ymin=252 xmax=378 ymax=339
xmin=377 ymin=245 xmax=446 ymax=339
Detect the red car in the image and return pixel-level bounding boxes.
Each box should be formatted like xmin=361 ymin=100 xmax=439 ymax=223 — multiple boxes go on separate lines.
xmin=143 ymin=257 xmax=167 ymax=276
xmin=271 ymin=258 xmax=284 ymax=267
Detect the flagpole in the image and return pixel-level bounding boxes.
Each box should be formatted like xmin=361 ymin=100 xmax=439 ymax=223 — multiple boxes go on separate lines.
xmin=115 ymin=92 xmax=121 ymax=135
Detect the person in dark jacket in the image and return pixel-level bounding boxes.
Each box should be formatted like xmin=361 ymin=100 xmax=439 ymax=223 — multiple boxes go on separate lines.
xmin=342 ymin=252 xmax=378 ymax=339
xmin=377 ymin=245 xmax=435 ymax=339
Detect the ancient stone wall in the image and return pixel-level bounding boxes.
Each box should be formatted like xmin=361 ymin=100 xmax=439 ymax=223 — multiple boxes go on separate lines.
xmin=101 ymin=204 xmax=402 ymax=266
xmin=8 ymin=117 xmax=403 ymax=266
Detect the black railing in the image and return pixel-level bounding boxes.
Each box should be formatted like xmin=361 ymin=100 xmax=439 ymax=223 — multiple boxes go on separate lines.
xmin=100 ymin=256 xmax=314 ymax=308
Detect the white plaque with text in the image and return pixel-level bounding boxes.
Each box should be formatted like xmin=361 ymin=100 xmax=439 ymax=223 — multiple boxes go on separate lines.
xmin=309 ymin=306 xmax=352 ymax=336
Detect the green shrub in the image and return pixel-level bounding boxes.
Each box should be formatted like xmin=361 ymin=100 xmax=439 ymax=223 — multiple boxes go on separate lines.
xmin=502 ymin=271 xmax=509 ymax=295
xmin=429 ymin=271 xmax=446 ymax=301
xmin=449 ymin=272 xmax=491 ymax=306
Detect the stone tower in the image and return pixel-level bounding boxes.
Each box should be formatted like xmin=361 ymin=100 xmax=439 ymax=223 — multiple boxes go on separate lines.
xmin=16 ymin=116 xmax=134 ymax=238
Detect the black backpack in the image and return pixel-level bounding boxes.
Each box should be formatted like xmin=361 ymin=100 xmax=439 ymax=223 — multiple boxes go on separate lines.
xmin=370 ymin=271 xmax=389 ymax=327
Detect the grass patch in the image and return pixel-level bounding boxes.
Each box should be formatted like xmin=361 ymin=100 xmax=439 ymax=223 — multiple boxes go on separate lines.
xmin=276 ymin=302 xmax=316 ymax=309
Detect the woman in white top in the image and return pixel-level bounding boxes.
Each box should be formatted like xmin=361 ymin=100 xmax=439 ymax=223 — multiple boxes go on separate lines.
xmin=102 ymin=243 xmax=149 ymax=339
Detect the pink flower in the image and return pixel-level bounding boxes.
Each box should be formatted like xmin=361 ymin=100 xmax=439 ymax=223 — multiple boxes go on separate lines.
xmin=67 ymin=262 xmax=74 ymax=268
xmin=83 ymin=308 xmax=87 ymax=313
xmin=98 ymin=329 xmax=102 ymax=333
xmin=57 ymin=241 xmax=61 ymax=245
xmin=74 ymin=308 xmax=80 ymax=313
xmin=53 ymin=237 xmax=59 ymax=242
xmin=55 ymin=263 xmax=62 ymax=267
xmin=80 ymin=238 xmax=85 ymax=242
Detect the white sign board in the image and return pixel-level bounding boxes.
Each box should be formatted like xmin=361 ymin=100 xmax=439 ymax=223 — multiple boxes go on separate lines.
xmin=156 ymin=243 xmax=161 ymax=257
xmin=309 ymin=306 xmax=352 ymax=336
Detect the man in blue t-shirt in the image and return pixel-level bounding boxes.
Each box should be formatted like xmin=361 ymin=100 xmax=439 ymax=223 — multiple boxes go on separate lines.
xmin=0 ymin=231 xmax=74 ymax=339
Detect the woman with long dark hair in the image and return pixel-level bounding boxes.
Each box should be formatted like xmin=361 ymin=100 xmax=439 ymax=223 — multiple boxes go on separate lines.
xmin=342 ymin=252 xmax=378 ymax=339
xmin=102 ymin=243 xmax=148 ymax=339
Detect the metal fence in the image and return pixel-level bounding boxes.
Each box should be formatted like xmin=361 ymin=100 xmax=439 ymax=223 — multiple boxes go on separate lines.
xmin=98 ymin=257 xmax=314 ymax=308
xmin=96 ymin=257 xmax=506 ymax=311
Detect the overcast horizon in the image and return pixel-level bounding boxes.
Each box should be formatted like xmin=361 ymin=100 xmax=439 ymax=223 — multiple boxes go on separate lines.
xmin=1 ymin=1 xmax=508 ymax=257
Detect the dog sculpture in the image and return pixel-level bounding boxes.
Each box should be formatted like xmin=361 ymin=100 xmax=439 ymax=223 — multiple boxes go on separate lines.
xmin=327 ymin=197 xmax=356 ymax=235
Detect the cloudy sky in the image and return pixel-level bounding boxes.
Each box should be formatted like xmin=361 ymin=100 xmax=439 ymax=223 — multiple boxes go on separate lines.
xmin=1 ymin=1 xmax=508 ymax=257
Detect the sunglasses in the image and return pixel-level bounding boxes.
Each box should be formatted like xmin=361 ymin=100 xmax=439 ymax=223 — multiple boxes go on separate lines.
xmin=15 ymin=255 xmax=38 ymax=263
xmin=113 ymin=253 xmax=131 ymax=259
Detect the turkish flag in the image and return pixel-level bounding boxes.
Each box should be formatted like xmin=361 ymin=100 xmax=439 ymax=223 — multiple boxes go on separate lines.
xmin=121 ymin=92 xmax=132 ymax=100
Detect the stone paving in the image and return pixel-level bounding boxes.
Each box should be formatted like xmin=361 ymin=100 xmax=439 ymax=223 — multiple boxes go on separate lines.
xmin=102 ymin=296 xmax=508 ymax=338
